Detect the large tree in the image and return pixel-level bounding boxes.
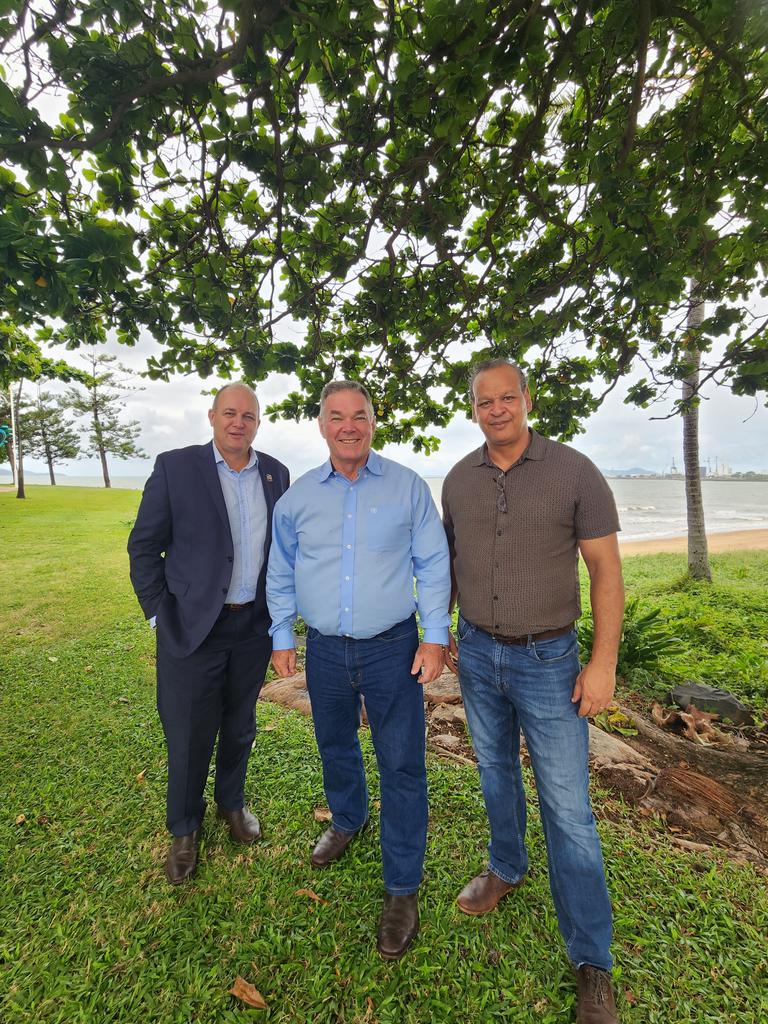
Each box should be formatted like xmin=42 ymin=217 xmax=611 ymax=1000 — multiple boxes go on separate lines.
xmin=0 ymin=1 xmax=766 ymax=451
xmin=65 ymin=354 xmax=146 ymax=487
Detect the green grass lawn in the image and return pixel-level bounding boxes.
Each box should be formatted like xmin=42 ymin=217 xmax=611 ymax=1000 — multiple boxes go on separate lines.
xmin=1 ymin=487 xmax=767 ymax=1023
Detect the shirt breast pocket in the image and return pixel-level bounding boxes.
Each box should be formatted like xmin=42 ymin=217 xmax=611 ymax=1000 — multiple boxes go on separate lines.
xmin=365 ymin=503 xmax=411 ymax=552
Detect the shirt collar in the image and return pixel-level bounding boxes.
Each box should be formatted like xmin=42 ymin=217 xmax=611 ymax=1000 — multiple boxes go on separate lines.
xmin=213 ymin=442 xmax=258 ymax=472
xmin=471 ymin=428 xmax=546 ymax=468
xmin=314 ymin=449 xmax=384 ymax=482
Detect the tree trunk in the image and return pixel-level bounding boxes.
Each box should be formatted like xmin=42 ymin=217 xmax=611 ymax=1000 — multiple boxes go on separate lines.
xmin=91 ymin=394 xmax=111 ymax=488
xmin=12 ymin=383 xmax=25 ymax=499
xmin=16 ymin=435 xmax=25 ymax=499
xmin=39 ymin=417 xmax=56 ymax=485
xmin=682 ymin=283 xmax=711 ymax=580
xmin=6 ymin=384 xmax=17 ymax=487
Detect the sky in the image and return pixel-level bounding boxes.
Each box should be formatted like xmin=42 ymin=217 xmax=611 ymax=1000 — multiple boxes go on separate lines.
xmin=8 ymin=332 xmax=766 ymax=483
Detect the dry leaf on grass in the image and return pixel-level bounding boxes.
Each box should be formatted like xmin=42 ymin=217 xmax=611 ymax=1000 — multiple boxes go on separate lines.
xmin=313 ymin=806 xmax=332 ymax=822
xmin=296 ymin=888 xmax=328 ymax=904
xmin=15 ymin=814 xmax=26 ymax=825
xmin=263 ymin=723 xmax=277 ymax=731
xmin=135 ymin=769 xmax=146 ymax=783
xmin=229 ymin=976 xmax=267 ymax=1009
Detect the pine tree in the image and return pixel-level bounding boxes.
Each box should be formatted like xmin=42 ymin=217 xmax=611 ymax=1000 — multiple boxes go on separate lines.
xmin=66 ymin=355 xmax=147 ymax=488
xmin=25 ymin=389 xmax=82 ymax=486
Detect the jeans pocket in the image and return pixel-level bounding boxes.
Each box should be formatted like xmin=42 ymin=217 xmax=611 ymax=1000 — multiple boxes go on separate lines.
xmin=306 ymin=626 xmax=320 ymax=642
xmin=531 ymin=632 xmax=578 ymax=663
xmin=457 ymin=615 xmax=475 ymax=642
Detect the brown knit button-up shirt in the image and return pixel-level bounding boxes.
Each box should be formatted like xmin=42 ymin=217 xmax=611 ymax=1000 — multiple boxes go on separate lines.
xmin=441 ymin=429 xmax=620 ymax=636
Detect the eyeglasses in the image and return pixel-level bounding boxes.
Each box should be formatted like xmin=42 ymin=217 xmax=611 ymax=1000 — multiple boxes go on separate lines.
xmin=495 ymin=473 xmax=507 ymax=514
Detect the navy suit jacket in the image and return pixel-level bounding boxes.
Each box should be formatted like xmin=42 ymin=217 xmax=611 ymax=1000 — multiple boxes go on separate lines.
xmin=127 ymin=442 xmax=290 ymax=658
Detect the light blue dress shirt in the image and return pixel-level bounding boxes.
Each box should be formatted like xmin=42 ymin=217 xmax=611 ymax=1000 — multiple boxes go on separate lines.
xmin=267 ymin=451 xmax=451 ymax=648
xmin=213 ymin=444 xmax=268 ymax=603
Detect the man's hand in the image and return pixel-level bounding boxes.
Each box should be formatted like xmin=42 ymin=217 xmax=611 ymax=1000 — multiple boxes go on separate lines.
xmin=444 ymin=632 xmax=459 ymax=675
xmin=571 ymin=660 xmax=617 ymax=718
xmin=271 ymin=648 xmax=297 ymax=678
xmin=411 ymin=642 xmax=446 ymax=685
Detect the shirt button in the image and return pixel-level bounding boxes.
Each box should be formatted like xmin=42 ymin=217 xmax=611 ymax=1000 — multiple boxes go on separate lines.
xmin=345 ymin=576 xmax=350 ymax=581
xmin=497 ymin=530 xmax=502 ymax=536
xmin=346 ymin=544 xmax=352 ymax=550
xmin=347 ymin=514 xmax=352 ymax=519
xmin=493 ymin=595 xmax=498 ymax=601
xmin=344 ymin=607 xmax=350 ymax=612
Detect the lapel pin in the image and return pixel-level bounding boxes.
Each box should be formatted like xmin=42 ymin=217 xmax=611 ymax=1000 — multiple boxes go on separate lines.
xmin=266 ymin=474 xmax=273 ymax=482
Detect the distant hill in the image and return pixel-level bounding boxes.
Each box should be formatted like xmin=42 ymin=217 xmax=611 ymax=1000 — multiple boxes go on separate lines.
xmin=602 ymin=467 xmax=658 ymax=477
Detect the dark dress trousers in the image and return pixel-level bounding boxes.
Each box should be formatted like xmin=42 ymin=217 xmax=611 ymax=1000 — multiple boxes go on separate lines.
xmin=127 ymin=442 xmax=290 ymax=835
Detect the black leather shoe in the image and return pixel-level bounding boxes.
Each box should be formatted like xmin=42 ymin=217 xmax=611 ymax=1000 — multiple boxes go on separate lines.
xmin=165 ymin=829 xmax=200 ymax=885
xmin=310 ymin=824 xmax=365 ymax=867
xmin=377 ymin=893 xmax=419 ymax=960
xmin=216 ymin=806 xmax=262 ymax=843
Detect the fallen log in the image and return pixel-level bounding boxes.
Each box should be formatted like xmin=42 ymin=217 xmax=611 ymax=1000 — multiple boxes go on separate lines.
xmin=618 ymin=705 xmax=768 ymax=806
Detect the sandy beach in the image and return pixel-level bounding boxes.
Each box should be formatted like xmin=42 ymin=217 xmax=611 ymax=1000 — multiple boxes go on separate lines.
xmin=620 ymin=528 xmax=768 ymax=556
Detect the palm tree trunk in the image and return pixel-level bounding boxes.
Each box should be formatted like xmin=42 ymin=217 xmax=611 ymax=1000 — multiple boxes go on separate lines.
xmin=682 ymin=284 xmax=711 ymax=581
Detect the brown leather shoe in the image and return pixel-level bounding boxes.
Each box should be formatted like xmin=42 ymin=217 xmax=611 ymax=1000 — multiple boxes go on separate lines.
xmin=575 ymin=966 xmax=618 ymax=1023
xmin=216 ymin=806 xmax=262 ymax=843
xmin=165 ymin=829 xmax=200 ymax=885
xmin=377 ymin=893 xmax=419 ymax=960
xmin=456 ymin=869 xmax=523 ymax=915
xmin=311 ymin=824 xmax=365 ymax=867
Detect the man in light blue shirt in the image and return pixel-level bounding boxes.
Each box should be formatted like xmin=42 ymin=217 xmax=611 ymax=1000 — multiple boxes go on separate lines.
xmin=267 ymin=380 xmax=450 ymax=960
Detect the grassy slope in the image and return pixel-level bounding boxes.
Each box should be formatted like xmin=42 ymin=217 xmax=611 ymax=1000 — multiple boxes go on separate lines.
xmin=1 ymin=488 xmax=766 ymax=1024
xmin=617 ymin=552 xmax=768 ymax=709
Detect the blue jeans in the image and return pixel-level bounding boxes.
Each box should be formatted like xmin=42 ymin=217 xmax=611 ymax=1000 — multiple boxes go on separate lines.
xmin=305 ymin=615 xmax=427 ymax=895
xmin=458 ymin=616 xmax=613 ymax=970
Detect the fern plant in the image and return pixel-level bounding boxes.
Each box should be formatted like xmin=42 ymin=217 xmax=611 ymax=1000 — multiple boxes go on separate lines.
xmin=578 ymin=597 xmax=685 ymax=681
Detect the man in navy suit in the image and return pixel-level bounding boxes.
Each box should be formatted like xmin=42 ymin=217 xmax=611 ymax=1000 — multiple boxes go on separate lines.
xmin=128 ymin=383 xmax=289 ymax=884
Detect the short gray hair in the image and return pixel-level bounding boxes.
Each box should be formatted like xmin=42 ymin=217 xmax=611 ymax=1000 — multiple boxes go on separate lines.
xmin=319 ymin=380 xmax=375 ymax=419
xmin=469 ymin=359 xmax=527 ymax=401
xmin=211 ymin=381 xmax=260 ymax=414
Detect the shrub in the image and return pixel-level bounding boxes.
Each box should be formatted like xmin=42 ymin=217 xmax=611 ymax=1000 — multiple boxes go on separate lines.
xmin=578 ymin=597 xmax=685 ymax=681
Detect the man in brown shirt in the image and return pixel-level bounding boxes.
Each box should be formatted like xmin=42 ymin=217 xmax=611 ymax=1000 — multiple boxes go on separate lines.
xmin=442 ymin=359 xmax=625 ymax=1024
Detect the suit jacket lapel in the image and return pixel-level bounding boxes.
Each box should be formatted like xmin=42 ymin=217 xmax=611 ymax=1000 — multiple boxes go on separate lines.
xmin=258 ymin=455 xmax=277 ymax=560
xmin=199 ymin=442 xmax=231 ymax=538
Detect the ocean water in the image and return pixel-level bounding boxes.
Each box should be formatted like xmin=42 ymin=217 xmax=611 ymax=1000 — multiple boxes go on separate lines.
xmin=426 ymin=477 xmax=768 ymax=543
xmin=3 ymin=471 xmax=767 ymax=543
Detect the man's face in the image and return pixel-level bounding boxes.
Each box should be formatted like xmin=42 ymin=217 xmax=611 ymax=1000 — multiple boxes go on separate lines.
xmin=208 ymin=386 xmax=260 ymax=461
xmin=471 ymin=365 xmax=532 ymax=450
xmin=318 ymin=389 xmax=375 ymax=478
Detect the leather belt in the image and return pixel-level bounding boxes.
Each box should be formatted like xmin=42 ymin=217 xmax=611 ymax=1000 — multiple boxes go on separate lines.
xmin=488 ymin=623 xmax=574 ymax=645
xmin=223 ymin=601 xmax=255 ymax=611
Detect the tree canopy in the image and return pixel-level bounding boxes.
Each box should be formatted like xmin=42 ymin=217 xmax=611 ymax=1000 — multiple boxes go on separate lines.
xmin=1 ymin=0 xmax=766 ymax=447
